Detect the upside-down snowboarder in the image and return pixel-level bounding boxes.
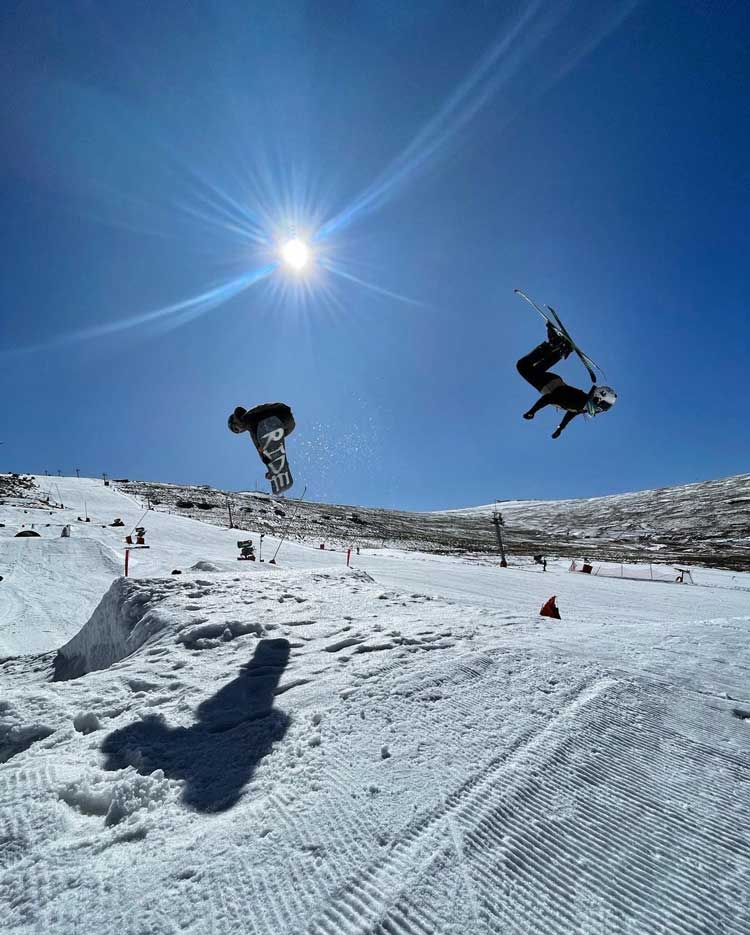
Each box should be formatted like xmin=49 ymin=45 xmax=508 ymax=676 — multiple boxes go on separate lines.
xmin=514 ymin=290 xmax=617 ymax=439
xmin=228 ymin=402 xmax=296 ymax=494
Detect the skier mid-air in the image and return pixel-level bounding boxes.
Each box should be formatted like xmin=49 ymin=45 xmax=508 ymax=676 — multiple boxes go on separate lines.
xmin=514 ymin=291 xmax=617 ymax=439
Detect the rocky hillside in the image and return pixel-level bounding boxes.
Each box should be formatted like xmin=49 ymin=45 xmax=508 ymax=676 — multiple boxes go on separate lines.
xmin=97 ymin=473 xmax=750 ymax=571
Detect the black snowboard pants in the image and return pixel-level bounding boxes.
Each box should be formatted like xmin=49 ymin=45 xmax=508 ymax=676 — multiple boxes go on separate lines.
xmin=516 ymin=341 xmax=566 ymax=394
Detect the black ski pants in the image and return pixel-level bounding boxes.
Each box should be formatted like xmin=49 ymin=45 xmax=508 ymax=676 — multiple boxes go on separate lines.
xmin=516 ymin=341 xmax=566 ymax=394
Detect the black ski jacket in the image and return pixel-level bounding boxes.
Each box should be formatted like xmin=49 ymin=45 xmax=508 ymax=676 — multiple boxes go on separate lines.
xmin=229 ymin=402 xmax=295 ymax=438
xmin=527 ymin=385 xmax=590 ymax=435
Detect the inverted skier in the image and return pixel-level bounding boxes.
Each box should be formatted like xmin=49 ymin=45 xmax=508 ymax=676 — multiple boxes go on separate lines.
xmin=517 ymin=323 xmax=617 ymax=439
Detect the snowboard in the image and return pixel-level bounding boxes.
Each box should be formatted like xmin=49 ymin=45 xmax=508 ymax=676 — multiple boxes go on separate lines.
xmin=514 ymin=289 xmax=604 ymax=384
xmin=253 ymin=416 xmax=294 ymax=495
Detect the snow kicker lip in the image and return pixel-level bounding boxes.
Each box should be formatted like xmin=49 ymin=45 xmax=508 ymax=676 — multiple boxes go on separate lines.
xmin=50 ymin=567 xmax=372 ymax=681
xmin=52 ymin=577 xmax=181 ymax=681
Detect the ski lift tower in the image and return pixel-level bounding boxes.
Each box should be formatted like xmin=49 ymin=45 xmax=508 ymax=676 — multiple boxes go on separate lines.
xmin=491 ymin=501 xmax=508 ymax=568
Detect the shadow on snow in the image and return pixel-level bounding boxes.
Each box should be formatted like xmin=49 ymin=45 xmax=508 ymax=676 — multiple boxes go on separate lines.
xmin=101 ymin=638 xmax=291 ymax=812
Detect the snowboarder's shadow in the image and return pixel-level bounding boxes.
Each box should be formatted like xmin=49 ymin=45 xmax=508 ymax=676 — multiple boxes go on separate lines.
xmin=101 ymin=638 xmax=291 ymax=813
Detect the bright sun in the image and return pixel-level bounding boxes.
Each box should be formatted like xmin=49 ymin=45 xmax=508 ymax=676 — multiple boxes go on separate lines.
xmin=281 ymin=238 xmax=311 ymax=272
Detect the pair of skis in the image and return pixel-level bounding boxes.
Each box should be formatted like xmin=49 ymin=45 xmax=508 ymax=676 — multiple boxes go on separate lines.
xmin=514 ymin=289 xmax=604 ymax=384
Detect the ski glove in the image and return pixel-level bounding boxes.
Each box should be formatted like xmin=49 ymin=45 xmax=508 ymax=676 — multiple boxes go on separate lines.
xmin=523 ymin=411 xmax=535 ymax=420
xmin=551 ymin=427 xmax=562 ymax=439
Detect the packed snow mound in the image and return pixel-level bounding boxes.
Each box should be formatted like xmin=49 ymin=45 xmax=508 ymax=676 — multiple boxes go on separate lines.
xmin=0 ymin=537 xmax=122 ymax=657
xmin=53 ymin=576 xmax=180 ymax=681
xmin=53 ymin=566 xmax=290 ymax=680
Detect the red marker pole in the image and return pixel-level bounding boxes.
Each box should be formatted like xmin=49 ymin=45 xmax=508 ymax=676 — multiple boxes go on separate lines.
xmin=346 ymin=548 xmax=351 ymax=567
xmin=125 ymin=549 xmax=130 ymax=577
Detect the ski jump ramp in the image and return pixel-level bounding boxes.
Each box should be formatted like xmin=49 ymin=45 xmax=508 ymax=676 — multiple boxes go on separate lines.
xmin=0 ymin=537 xmax=121 ymax=656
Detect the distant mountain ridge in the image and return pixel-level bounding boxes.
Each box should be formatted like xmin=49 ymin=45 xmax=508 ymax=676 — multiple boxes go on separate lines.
xmin=106 ymin=472 xmax=750 ymax=572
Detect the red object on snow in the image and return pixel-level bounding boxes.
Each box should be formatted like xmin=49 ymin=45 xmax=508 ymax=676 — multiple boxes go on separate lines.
xmin=539 ymin=596 xmax=561 ymax=619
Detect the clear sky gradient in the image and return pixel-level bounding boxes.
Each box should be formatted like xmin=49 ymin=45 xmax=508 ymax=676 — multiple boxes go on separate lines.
xmin=2 ymin=1 xmax=748 ymax=509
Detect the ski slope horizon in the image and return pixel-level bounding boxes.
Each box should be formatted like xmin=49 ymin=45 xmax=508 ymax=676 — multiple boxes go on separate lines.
xmin=1 ymin=471 xmax=749 ymax=933
xmin=8 ymin=467 xmax=747 ymax=572
xmin=14 ymin=465 xmax=750 ymax=516
xmin=8 ymin=461 xmax=749 ymax=515
xmin=2 ymin=470 xmax=750 ymax=658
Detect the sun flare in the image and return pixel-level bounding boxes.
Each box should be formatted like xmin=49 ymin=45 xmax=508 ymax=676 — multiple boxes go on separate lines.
xmin=281 ymin=238 xmax=311 ymax=272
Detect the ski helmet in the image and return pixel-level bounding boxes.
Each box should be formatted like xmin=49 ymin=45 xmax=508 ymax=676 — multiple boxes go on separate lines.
xmin=587 ymin=385 xmax=617 ymax=415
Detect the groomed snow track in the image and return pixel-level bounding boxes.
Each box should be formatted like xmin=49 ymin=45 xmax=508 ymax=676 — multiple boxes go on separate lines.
xmin=302 ymin=676 xmax=750 ymax=935
xmin=2 ymin=568 xmax=749 ymax=934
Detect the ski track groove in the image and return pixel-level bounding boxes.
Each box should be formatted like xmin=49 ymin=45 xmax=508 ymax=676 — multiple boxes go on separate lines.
xmin=220 ymin=847 xmax=252 ymax=935
xmin=0 ymin=809 xmax=31 ymax=872
xmin=445 ymin=814 xmax=482 ymax=933
xmin=303 ymin=676 xmax=609 ymax=935
xmin=462 ymin=681 xmax=749 ymax=934
xmin=249 ymin=789 xmax=313 ymax=935
xmin=300 ymin=672 xmax=750 ymax=935
xmin=271 ymin=797 xmax=324 ymax=931
xmin=313 ymin=773 xmax=387 ymax=910
xmin=210 ymin=864 xmax=241 ymax=935
xmin=266 ymin=795 xmax=328 ymax=926
xmin=490 ymin=681 xmax=750 ymax=933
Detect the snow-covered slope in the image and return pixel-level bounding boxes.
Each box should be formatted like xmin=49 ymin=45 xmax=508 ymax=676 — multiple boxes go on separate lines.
xmin=114 ymin=471 xmax=750 ymax=570
xmin=7 ymin=471 xmax=748 ymax=569
xmin=2 ymin=560 xmax=749 ymax=933
xmin=1 ymin=473 xmax=749 ymax=933
xmin=2 ymin=474 xmax=749 ymax=656
xmin=0 ymin=538 xmax=121 ymax=656
xmin=0 ymin=475 xmax=335 ymax=655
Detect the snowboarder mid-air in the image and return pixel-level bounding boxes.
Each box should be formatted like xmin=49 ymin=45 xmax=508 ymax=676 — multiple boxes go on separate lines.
xmin=517 ymin=323 xmax=617 ymax=439
xmin=228 ymin=402 xmax=295 ymax=441
xmin=228 ymin=402 xmax=296 ymax=494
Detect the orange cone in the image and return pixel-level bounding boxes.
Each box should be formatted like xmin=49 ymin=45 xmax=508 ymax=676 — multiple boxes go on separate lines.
xmin=539 ymin=596 xmax=561 ymax=619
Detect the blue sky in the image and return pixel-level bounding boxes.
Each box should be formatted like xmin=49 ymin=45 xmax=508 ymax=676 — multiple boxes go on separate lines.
xmin=1 ymin=0 xmax=748 ymax=509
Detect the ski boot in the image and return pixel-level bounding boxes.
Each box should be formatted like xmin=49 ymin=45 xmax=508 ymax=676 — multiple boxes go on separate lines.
xmin=546 ymin=322 xmax=573 ymax=359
